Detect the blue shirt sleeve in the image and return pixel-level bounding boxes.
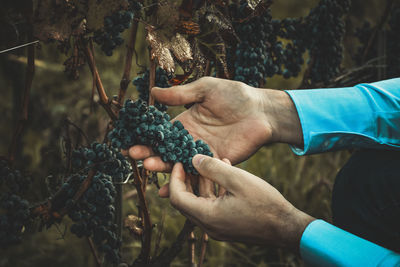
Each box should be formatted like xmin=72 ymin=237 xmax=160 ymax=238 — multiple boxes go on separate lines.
xmin=285 ymin=78 xmax=400 ymax=155
xmin=300 ymin=220 xmax=400 ymax=267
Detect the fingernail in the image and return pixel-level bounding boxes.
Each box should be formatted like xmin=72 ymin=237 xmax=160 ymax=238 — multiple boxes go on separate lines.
xmin=193 ymin=154 xmax=205 ymax=167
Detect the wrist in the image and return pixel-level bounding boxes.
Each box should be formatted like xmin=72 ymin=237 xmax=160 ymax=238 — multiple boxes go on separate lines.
xmin=282 ymin=207 xmax=315 ymax=253
xmin=257 ymin=89 xmax=304 ymax=147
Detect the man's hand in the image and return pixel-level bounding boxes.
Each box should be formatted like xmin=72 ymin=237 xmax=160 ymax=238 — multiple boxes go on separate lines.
xmin=163 ymin=154 xmax=314 ymax=250
xmin=129 ymin=77 xmax=303 ymax=172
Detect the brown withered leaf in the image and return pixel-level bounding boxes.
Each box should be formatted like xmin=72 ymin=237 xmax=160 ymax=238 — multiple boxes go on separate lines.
xmin=124 ymin=215 xmax=143 ymax=236
xmin=86 ymin=0 xmax=129 ymax=31
xmin=176 ymin=20 xmax=201 ymax=36
xmin=247 ymin=0 xmax=262 ymax=9
xmin=170 ymin=33 xmax=193 ymax=62
xmin=146 ymin=26 xmax=175 ymax=73
xmin=146 ymin=27 xmax=193 ymax=73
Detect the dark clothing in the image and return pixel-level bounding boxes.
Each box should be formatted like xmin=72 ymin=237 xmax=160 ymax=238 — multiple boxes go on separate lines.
xmin=332 ymin=149 xmax=400 ymax=252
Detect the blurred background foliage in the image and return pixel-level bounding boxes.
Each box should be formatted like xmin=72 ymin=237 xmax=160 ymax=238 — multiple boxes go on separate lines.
xmin=0 ymin=0 xmax=389 ymax=266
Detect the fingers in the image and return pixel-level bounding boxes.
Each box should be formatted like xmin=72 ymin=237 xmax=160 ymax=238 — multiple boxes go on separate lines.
xmin=159 ymin=183 xmax=169 ymax=198
xmin=169 ymin=163 xmax=212 ymax=219
xmin=152 ymin=78 xmax=209 ymax=106
xmin=199 ymin=177 xmax=216 ymax=198
xmin=218 ymin=158 xmax=231 ymax=196
xmin=128 ymin=145 xmax=155 ymax=159
xmin=143 ymin=157 xmax=173 ymax=172
xmin=192 ymin=154 xmax=242 ymax=193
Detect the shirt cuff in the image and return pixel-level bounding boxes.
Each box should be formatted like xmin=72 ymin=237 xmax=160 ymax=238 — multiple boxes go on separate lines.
xmin=300 ymin=220 xmax=400 ymax=267
xmin=285 ymin=78 xmax=400 ymax=155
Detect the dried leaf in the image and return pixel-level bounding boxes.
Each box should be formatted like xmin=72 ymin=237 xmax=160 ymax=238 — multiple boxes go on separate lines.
xmin=247 ymin=0 xmax=262 ymax=10
xmin=176 ymin=20 xmax=201 ymax=36
xmin=86 ymin=0 xmax=129 ymax=31
xmin=124 ymin=215 xmax=143 ymax=236
xmin=170 ymin=33 xmax=193 ymax=62
xmin=146 ymin=27 xmax=175 ymax=73
xmin=146 ymin=27 xmax=193 ymax=73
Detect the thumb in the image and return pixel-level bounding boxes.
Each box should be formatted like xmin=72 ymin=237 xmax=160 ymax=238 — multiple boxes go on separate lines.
xmin=192 ymin=154 xmax=242 ymax=193
xmin=151 ymin=79 xmax=207 ymax=106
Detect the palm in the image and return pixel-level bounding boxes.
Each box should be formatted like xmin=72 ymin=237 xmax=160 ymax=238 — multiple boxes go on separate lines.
xmin=173 ymin=81 xmax=271 ymax=164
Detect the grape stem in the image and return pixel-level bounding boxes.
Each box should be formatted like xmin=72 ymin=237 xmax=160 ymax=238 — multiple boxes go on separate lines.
xmin=188 ymin=231 xmax=196 ymax=266
xmin=150 ymin=220 xmax=195 ymax=267
xmin=198 ymin=232 xmax=209 ymax=267
xmin=81 ymin=40 xmax=117 ymax=121
xmin=129 ymin=158 xmax=153 ymax=264
xmin=118 ymin=19 xmax=139 ymax=105
xmin=149 ymin=56 xmax=156 ymax=106
xmin=87 ymin=237 xmax=102 ymax=267
xmin=8 ymin=2 xmax=35 ymax=163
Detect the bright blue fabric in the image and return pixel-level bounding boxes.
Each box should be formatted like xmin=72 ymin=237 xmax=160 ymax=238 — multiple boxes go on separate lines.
xmin=285 ymin=78 xmax=400 ymax=266
xmin=285 ymin=78 xmax=400 ymax=155
xmin=300 ymin=220 xmax=400 ymax=267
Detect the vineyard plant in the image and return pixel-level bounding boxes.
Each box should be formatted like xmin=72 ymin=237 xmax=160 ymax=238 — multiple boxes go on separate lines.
xmin=0 ymin=0 xmax=399 ymax=266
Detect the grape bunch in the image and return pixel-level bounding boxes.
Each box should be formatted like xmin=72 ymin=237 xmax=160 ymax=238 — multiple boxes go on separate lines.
xmin=108 ymin=99 xmax=213 ymax=175
xmin=278 ymin=18 xmax=307 ymax=79
xmin=228 ymin=2 xmax=283 ymax=87
xmin=0 ymin=160 xmax=31 ymax=248
xmin=304 ymin=0 xmax=350 ymax=84
xmin=58 ymin=172 xmax=120 ymax=263
xmin=53 ymin=142 xmax=131 ymax=263
xmin=93 ymin=11 xmax=134 ymax=56
xmin=71 ymin=142 xmax=131 ymax=183
xmin=132 ymin=68 xmax=171 ymax=112
xmin=93 ymin=1 xmax=142 ymax=56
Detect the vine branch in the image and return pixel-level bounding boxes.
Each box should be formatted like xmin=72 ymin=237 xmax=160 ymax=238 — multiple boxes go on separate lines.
xmin=8 ymin=19 xmax=35 ymax=162
xmin=81 ymin=40 xmax=117 ymax=121
xmin=130 ymin=158 xmax=152 ymax=264
xmin=151 ymin=220 xmax=195 ymax=267
xmin=118 ymin=20 xmax=139 ymax=105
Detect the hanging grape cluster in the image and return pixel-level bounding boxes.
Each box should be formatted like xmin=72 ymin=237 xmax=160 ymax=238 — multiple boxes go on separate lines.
xmin=133 ymin=68 xmax=171 ymax=112
xmin=228 ymin=2 xmax=283 ymax=87
xmin=0 ymin=160 xmax=31 ymax=248
xmin=108 ymin=99 xmax=213 ymax=174
xmin=304 ymin=0 xmax=350 ymax=84
xmin=228 ymin=0 xmax=349 ymax=86
xmin=93 ymin=1 xmax=142 ymax=56
xmin=52 ymin=142 xmax=131 ymax=264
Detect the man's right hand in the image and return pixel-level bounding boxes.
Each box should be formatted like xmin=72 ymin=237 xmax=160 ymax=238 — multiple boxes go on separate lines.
xmin=129 ymin=76 xmax=303 ymax=172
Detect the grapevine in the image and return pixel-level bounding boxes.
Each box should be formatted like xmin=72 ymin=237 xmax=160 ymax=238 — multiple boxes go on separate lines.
xmin=133 ymin=68 xmax=171 ymax=112
xmin=0 ymin=160 xmax=31 ymax=248
xmin=108 ymin=99 xmax=213 ymax=175
xmin=2 ymin=0 xmax=399 ymax=266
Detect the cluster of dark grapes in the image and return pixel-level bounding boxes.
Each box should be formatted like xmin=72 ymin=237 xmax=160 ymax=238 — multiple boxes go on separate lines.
xmin=228 ymin=0 xmax=350 ymax=86
xmin=228 ymin=2 xmax=283 ymax=87
xmin=277 ymin=18 xmax=307 ymax=79
xmin=108 ymin=99 xmax=213 ymax=174
xmin=53 ymin=142 xmax=131 ymax=263
xmin=0 ymin=160 xmax=31 ymax=248
xmin=132 ymin=68 xmax=171 ymax=112
xmin=93 ymin=1 xmax=142 ymax=56
xmin=304 ymin=0 xmax=350 ymax=84
xmin=71 ymin=142 xmax=131 ymax=183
